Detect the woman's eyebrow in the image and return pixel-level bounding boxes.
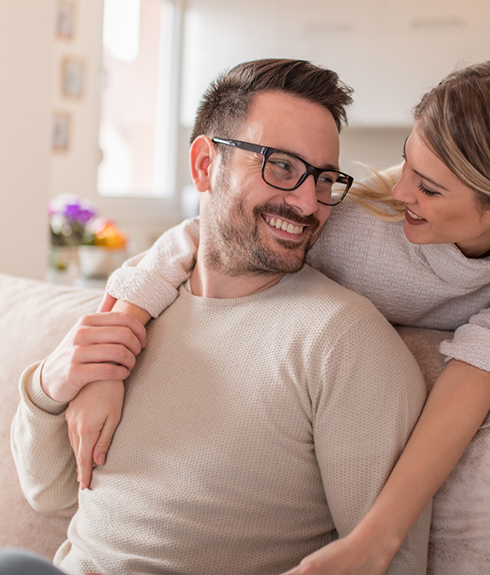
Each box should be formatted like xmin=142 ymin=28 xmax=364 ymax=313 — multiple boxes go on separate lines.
xmin=403 ymin=138 xmax=449 ymax=191
xmin=412 ymin=169 xmax=449 ymax=191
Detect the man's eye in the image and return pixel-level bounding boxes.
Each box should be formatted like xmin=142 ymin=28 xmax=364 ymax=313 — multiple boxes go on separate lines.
xmin=269 ymin=159 xmax=293 ymax=172
xmin=318 ymin=173 xmax=334 ymax=185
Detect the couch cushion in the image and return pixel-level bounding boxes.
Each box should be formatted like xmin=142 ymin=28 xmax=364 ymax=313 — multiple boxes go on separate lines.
xmin=0 ymin=273 xmax=103 ymax=559
xmin=395 ymin=326 xmax=449 ymax=393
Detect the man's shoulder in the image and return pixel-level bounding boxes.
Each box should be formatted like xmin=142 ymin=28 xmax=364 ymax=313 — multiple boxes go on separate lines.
xmin=289 ymin=265 xmax=381 ymax=318
xmin=279 ymin=266 xmax=424 ymax=399
xmin=277 ymin=265 xmax=392 ymax=341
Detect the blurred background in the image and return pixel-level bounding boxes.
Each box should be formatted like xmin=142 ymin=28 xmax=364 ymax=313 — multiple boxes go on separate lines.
xmin=1 ymin=0 xmax=489 ymax=283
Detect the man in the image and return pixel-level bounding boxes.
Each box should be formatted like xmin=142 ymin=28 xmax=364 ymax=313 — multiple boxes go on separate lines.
xmin=12 ymin=59 xmax=430 ymax=574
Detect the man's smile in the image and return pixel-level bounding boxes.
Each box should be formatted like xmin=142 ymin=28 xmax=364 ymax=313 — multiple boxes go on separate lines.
xmin=262 ymin=214 xmax=305 ymax=238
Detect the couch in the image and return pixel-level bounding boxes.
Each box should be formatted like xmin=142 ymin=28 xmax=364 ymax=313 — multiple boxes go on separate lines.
xmin=0 ymin=271 xmax=486 ymax=573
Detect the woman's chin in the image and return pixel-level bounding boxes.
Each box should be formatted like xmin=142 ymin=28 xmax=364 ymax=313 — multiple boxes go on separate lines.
xmin=403 ymin=221 xmax=430 ymax=245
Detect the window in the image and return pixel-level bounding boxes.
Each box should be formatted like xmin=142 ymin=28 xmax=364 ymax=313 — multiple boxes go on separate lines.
xmin=98 ymin=0 xmax=179 ymax=198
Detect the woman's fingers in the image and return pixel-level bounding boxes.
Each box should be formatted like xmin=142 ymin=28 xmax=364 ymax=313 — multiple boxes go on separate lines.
xmin=92 ymin=409 xmax=123 ymax=467
xmin=66 ymin=380 xmax=125 ymax=489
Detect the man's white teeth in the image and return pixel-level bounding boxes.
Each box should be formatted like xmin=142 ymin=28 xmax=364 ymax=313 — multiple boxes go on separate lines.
xmin=407 ymin=208 xmax=424 ymax=221
xmin=265 ymin=217 xmax=304 ymax=235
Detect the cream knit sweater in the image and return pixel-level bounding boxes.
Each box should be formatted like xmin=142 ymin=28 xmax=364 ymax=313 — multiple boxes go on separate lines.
xmin=12 ymin=267 xmax=430 ymax=574
xmin=102 ymin=188 xmax=490 ymax=575
xmin=107 ymin=200 xmax=490 ymax=373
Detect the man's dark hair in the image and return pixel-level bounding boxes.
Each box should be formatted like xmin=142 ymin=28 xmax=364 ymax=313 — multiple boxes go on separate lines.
xmin=190 ymin=59 xmax=353 ymax=144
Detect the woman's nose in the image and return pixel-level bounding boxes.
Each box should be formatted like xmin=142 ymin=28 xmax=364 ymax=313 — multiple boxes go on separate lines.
xmin=392 ymin=165 xmax=418 ymax=204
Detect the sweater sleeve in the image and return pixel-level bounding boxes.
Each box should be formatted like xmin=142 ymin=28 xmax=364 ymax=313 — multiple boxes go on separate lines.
xmin=11 ymin=362 xmax=78 ymax=512
xmin=106 ymin=217 xmax=200 ymax=318
xmin=313 ymin=312 xmax=431 ymax=575
xmin=439 ymin=307 xmax=490 ymax=372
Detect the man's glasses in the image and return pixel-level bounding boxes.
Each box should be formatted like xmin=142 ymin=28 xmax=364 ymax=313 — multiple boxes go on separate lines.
xmin=212 ymin=138 xmax=353 ymax=206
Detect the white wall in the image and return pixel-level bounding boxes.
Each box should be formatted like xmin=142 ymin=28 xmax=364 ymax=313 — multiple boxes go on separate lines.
xmin=180 ymin=0 xmax=490 ymax=127
xmin=50 ymin=0 xmax=104 ymax=203
xmin=0 ymin=0 xmax=56 ymax=280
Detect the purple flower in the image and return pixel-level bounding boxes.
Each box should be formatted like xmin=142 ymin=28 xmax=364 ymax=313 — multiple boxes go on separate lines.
xmin=63 ymin=203 xmax=97 ymax=224
xmin=49 ymin=195 xmax=98 ymax=225
xmin=48 ymin=195 xmax=98 ymax=246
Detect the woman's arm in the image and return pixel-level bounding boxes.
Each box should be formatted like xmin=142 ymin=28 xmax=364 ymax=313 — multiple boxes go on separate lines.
xmin=283 ymin=359 xmax=490 ymax=574
xmin=106 ymin=216 xmax=200 ymax=317
xmin=66 ymin=299 xmax=151 ymax=490
xmin=66 ymin=217 xmax=201 ymax=489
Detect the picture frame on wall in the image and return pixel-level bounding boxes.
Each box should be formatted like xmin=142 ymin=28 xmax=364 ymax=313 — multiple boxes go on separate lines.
xmin=61 ymin=59 xmax=84 ymax=98
xmin=52 ymin=112 xmax=70 ymax=152
xmin=57 ymin=1 xmax=75 ymax=40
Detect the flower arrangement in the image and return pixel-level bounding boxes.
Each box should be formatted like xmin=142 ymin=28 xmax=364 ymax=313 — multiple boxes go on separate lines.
xmin=89 ymin=217 xmax=127 ymax=250
xmin=49 ymin=195 xmax=127 ymax=250
xmin=49 ymin=195 xmax=98 ymax=247
xmin=48 ymin=195 xmax=128 ymax=277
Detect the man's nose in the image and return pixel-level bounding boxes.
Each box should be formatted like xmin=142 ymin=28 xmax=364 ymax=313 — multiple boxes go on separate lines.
xmin=283 ymin=174 xmax=319 ymax=215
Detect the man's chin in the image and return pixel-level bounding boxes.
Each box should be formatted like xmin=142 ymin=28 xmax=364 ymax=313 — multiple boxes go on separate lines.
xmin=259 ymin=244 xmax=308 ymax=274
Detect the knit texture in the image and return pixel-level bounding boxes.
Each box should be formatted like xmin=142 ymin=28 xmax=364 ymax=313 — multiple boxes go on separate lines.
xmin=107 ymin=197 xmax=490 ymax=373
xmin=105 ymin=186 xmax=490 ymax=574
xmin=12 ymin=267 xmax=429 ymax=574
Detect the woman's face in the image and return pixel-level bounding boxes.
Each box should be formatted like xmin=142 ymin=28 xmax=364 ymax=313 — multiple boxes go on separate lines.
xmin=392 ymin=123 xmax=490 ymax=257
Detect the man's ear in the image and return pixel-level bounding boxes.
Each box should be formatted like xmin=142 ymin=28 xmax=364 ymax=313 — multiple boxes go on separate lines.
xmin=189 ymin=136 xmax=218 ymax=193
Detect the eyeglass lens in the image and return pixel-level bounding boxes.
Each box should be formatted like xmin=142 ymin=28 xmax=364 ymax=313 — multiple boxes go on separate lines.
xmin=264 ymin=151 xmax=348 ymax=204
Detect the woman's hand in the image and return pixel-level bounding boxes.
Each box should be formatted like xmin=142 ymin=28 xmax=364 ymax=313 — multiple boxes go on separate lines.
xmin=283 ymin=359 xmax=490 ymax=575
xmin=65 ymin=379 xmax=125 ymax=489
xmin=64 ymin=293 xmax=152 ymax=490
xmin=282 ymin=531 xmax=393 ymax=575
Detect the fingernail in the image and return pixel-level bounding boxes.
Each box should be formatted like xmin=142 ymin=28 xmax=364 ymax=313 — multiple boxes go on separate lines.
xmin=97 ymin=453 xmax=106 ymax=465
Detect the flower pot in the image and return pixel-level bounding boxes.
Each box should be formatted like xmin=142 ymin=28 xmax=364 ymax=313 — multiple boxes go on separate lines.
xmin=78 ymin=246 xmax=127 ymax=279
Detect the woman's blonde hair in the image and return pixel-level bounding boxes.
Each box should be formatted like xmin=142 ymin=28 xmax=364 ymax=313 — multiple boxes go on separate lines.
xmin=347 ymin=165 xmax=406 ymax=222
xmin=349 ymin=61 xmax=490 ymax=220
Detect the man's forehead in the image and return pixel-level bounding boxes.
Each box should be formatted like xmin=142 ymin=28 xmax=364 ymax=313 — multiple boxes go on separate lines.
xmin=238 ymin=91 xmax=340 ymax=164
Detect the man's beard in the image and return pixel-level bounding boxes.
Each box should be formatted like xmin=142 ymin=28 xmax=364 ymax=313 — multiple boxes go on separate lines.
xmin=203 ymin=170 xmax=321 ymax=277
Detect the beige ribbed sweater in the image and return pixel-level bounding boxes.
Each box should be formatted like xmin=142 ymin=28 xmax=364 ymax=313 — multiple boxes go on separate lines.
xmin=12 ymin=267 xmax=430 ymax=574
xmin=105 ymin=193 xmax=490 ymax=575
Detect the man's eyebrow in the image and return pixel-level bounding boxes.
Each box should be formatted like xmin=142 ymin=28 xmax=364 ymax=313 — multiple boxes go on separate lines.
xmin=403 ymin=138 xmax=449 ymax=191
xmin=279 ymin=146 xmax=339 ymax=171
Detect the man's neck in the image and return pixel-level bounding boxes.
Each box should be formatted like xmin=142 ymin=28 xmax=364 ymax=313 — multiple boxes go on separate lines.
xmin=189 ymin=248 xmax=286 ymax=299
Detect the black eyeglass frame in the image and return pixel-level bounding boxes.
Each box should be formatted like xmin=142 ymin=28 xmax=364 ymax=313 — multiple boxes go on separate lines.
xmin=211 ymin=137 xmax=354 ymax=206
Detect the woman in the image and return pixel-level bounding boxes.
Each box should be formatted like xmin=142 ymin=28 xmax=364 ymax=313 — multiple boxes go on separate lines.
xmin=68 ymin=61 xmax=490 ymax=573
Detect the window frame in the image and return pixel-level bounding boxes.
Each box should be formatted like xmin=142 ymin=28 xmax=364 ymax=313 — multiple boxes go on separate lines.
xmin=96 ymin=0 xmax=184 ymax=221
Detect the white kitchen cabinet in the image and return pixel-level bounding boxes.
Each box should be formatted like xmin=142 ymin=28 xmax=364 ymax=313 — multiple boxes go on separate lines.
xmin=180 ymin=0 xmax=490 ymax=127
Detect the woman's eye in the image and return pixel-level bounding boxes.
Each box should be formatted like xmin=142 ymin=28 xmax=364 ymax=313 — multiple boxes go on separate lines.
xmin=418 ymin=184 xmax=438 ymax=197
